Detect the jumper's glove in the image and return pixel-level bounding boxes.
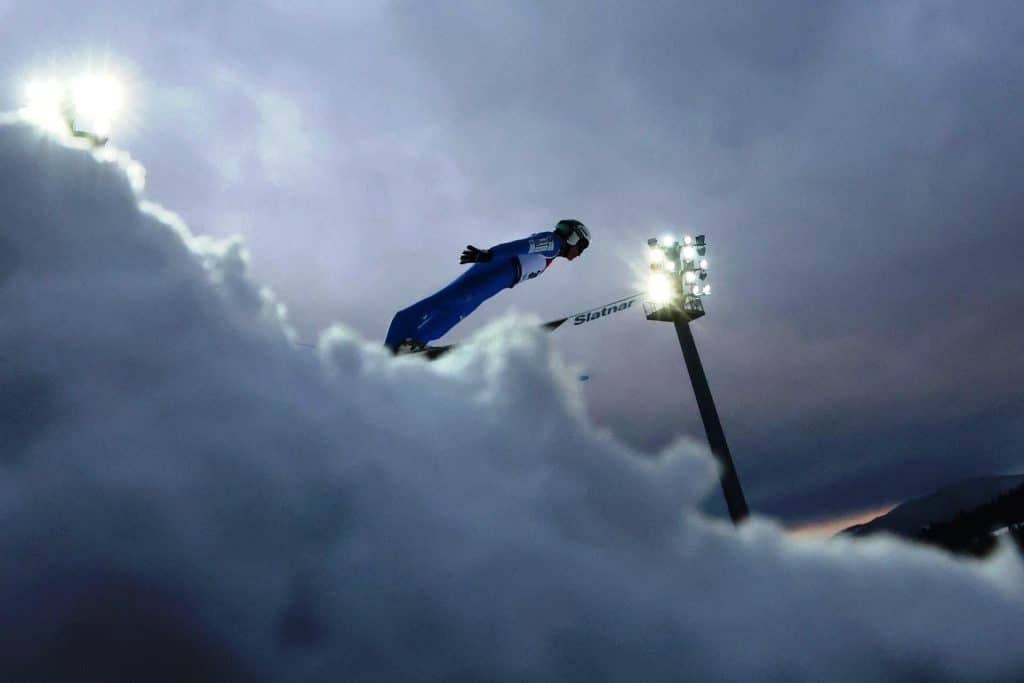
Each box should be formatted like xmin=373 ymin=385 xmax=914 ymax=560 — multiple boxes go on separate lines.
xmin=460 ymin=245 xmax=493 ymax=264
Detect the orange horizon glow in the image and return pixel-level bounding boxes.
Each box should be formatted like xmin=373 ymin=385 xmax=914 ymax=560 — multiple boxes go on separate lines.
xmin=787 ymin=503 xmax=898 ymax=538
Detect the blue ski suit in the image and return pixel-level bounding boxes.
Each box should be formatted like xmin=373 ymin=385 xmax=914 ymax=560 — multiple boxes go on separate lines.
xmin=385 ymin=231 xmax=565 ymax=348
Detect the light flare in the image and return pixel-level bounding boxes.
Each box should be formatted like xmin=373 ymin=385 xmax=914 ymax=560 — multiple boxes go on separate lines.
xmin=23 ymin=79 xmax=68 ymax=134
xmin=71 ymin=73 xmax=123 ymax=136
xmin=647 ymin=273 xmax=675 ymax=305
xmin=20 ymin=68 xmax=128 ymax=141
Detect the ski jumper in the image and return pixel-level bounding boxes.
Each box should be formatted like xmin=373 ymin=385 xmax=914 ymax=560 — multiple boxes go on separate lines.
xmin=385 ymin=232 xmax=564 ymax=348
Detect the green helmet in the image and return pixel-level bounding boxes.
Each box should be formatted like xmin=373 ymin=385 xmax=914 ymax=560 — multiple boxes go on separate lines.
xmin=554 ymin=219 xmax=590 ymax=253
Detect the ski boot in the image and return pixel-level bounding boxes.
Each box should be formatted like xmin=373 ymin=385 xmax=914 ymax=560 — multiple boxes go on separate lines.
xmin=392 ymin=338 xmax=428 ymax=356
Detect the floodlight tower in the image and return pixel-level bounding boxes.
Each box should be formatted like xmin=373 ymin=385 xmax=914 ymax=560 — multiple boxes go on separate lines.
xmin=644 ymin=234 xmax=749 ymax=524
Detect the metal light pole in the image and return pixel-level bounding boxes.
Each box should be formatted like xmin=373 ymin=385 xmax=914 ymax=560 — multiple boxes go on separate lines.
xmin=643 ymin=235 xmax=750 ymax=524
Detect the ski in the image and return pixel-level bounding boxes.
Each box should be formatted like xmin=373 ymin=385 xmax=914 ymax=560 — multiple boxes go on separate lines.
xmin=296 ymin=293 xmax=646 ymax=360
xmin=408 ymin=292 xmax=645 ymax=361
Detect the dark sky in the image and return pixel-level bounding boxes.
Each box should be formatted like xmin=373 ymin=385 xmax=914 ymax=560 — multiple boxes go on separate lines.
xmin=3 ymin=1 xmax=1023 ymax=524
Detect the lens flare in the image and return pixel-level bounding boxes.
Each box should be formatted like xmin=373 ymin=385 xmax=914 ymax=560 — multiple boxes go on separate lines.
xmin=23 ymin=79 xmax=68 ymax=133
xmin=647 ymin=273 xmax=675 ymax=305
xmin=21 ymin=67 xmax=128 ymax=142
xmin=25 ymin=79 xmax=64 ymax=110
xmin=71 ymin=73 xmax=123 ymax=136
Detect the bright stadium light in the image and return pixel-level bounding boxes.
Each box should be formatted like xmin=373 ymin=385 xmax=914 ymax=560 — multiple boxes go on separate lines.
xmin=644 ymin=231 xmax=714 ymax=311
xmin=647 ymin=273 xmax=674 ymax=305
xmin=20 ymin=69 xmax=125 ymax=145
xmin=23 ymin=79 xmax=67 ymax=133
xmin=71 ymin=73 xmax=123 ymax=136
xmin=702 ymin=284 xmax=711 ymax=295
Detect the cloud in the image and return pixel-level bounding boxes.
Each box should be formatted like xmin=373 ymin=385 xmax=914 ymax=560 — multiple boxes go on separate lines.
xmin=5 ymin=1 xmax=1024 ymax=523
xmin=3 ymin=120 xmax=1024 ymax=681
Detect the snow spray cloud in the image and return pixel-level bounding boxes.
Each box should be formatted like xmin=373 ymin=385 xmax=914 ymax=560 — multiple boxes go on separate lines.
xmin=2 ymin=119 xmax=1024 ymax=682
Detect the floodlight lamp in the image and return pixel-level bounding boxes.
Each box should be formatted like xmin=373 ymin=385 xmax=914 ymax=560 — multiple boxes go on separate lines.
xmin=647 ymin=273 xmax=675 ymax=305
xmin=71 ymin=73 xmax=122 ymax=136
xmin=648 ymin=248 xmax=666 ymax=264
xmin=682 ymin=246 xmax=697 ymax=260
xmin=684 ymin=271 xmax=697 ymax=283
xmin=683 ymin=235 xmax=693 ymax=245
xmin=691 ymin=285 xmax=702 ymax=296
xmin=661 ymin=234 xmax=676 ymax=246
xmin=699 ymin=259 xmax=709 ymax=270
xmin=702 ymin=284 xmax=711 ymax=296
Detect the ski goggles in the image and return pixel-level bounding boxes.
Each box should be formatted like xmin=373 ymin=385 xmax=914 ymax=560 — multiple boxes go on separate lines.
xmin=564 ymin=230 xmax=589 ymax=253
